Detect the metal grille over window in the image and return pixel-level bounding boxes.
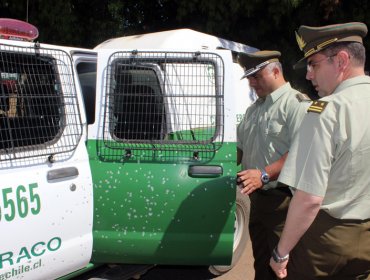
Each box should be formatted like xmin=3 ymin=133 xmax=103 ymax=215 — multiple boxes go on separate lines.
xmin=0 ymin=43 xmax=82 ymax=162
xmin=103 ymin=51 xmax=224 ymax=154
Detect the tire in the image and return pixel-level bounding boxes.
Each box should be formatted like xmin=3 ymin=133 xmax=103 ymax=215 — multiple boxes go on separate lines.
xmin=209 ymin=190 xmax=250 ymax=276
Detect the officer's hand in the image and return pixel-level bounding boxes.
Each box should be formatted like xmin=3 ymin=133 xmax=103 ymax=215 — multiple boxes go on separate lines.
xmin=269 ymin=257 xmax=288 ymax=279
xmin=236 ymin=169 xmax=263 ymax=195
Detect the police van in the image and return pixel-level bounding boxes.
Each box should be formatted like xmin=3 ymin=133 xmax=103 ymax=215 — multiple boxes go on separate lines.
xmin=0 ymin=19 xmax=256 ymax=280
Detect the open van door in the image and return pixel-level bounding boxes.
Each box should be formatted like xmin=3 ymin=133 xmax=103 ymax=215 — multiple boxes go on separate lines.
xmin=87 ymin=48 xmax=238 ymax=266
xmin=0 ymin=40 xmax=93 ymax=280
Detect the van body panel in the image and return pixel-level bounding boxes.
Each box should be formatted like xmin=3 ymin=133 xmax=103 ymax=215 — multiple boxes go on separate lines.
xmin=95 ymin=28 xmax=258 ymax=54
xmin=89 ymin=141 xmax=236 ymax=264
xmin=0 ymin=40 xmax=94 ymax=280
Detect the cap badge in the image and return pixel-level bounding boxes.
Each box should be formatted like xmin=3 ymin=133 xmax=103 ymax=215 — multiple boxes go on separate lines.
xmin=295 ymin=31 xmax=306 ymax=51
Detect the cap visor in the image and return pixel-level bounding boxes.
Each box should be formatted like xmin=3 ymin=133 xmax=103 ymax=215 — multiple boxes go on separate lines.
xmin=240 ymin=68 xmax=259 ymax=79
xmin=293 ymin=57 xmax=307 ymax=70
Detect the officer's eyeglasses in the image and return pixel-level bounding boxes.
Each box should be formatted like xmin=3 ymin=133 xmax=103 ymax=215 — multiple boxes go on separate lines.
xmin=306 ymin=54 xmax=337 ymax=73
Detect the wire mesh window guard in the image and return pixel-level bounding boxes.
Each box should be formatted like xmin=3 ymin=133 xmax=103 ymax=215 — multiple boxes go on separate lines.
xmin=0 ymin=43 xmax=82 ymax=161
xmin=103 ymin=51 xmax=224 ymax=153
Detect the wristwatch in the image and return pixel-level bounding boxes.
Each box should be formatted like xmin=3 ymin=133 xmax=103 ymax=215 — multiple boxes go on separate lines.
xmin=272 ymin=246 xmax=289 ymax=263
xmin=260 ymin=169 xmax=270 ymax=185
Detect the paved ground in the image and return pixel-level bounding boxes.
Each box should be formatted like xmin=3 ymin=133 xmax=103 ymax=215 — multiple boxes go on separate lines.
xmin=215 ymin=239 xmax=254 ymax=280
xmin=74 ymin=239 xmax=255 ymax=280
xmin=137 ymin=238 xmax=255 ymax=280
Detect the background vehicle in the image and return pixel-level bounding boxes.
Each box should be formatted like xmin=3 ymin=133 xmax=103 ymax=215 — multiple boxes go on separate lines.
xmin=0 ymin=19 xmax=256 ymax=280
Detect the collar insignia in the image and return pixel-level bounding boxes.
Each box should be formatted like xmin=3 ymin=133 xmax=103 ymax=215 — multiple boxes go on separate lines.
xmin=296 ymin=93 xmax=311 ymax=102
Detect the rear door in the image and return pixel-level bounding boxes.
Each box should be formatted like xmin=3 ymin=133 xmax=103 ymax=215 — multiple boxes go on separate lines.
xmin=88 ymin=49 xmax=236 ymax=265
xmin=0 ymin=41 xmax=93 ymax=279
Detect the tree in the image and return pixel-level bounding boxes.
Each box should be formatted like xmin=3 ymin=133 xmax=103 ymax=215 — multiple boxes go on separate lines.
xmin=1 ymin=0 xmax=370 ymax=96
xmin=170 ymin=0 xmax=370 ymax=96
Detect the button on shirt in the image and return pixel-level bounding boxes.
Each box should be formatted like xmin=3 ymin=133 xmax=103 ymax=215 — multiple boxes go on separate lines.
xmin=279 ymin=76 xmax=370 ymax=220
xmin=237 ymin=82 xmax=310 ymax=189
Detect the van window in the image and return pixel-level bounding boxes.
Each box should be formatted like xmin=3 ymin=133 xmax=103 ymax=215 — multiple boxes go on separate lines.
xmin=112 ymin=66 xmax=164 ymax=140
xmin=0 ymin=44 xmax=82 ymax=161
xmin=77 ymin=62 xmax=96 ymax=125
xmin=103 ymin=51 xmax=224 ymax=154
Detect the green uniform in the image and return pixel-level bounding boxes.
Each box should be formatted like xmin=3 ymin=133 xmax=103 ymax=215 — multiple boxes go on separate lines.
xmin=237 ymin=82 xmax=310 ymax=280
xmin=280 ymin=76 xmax=370 ymax=220
xmin=279 ymin=76 xmax=370 ymax=279
xmin=237 ymin=82 xmax=310 ymax=189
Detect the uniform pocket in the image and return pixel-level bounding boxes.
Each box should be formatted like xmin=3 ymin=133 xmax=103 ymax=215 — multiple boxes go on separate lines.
xmin=267 ymin=123 xmax=283 ymax=136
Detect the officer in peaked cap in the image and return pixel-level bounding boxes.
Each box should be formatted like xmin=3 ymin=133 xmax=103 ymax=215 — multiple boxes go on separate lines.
xmin=271 ymin=22 xmax=370 ymax=279
xmin=294 ymin=21 xmax=367 ymax=69
xmin=236 ymin=49 xmax=311 ymax=280
xmin=238 ymin=50 xmax=281 ymax=79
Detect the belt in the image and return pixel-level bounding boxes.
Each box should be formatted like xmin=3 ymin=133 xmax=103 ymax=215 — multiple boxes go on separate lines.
xmin=275 ymin=186 xmax=293 ymax=197
xmin=256 ymin=183 xmax=292 ymax=197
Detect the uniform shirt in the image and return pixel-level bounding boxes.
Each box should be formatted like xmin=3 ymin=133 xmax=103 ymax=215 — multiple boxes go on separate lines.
xmin=279 ymin=76 xmax=370 ymax=220
xmin=237 ymin=82 xmax=310 ymax=189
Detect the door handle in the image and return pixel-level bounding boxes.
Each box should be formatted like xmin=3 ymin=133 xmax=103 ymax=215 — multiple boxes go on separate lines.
xmin=188 ymin=165 xmax=223 ymax=178
xmin=47 ymin=167 xmax=79 ymax=181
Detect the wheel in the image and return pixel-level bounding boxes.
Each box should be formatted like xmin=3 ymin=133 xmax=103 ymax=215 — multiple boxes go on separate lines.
xmin=209 ymin=190 xmax=250 ymax=276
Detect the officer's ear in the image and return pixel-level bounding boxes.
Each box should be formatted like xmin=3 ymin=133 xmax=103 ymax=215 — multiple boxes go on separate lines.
xmin=336 ymin=50 xmax=350 ymax=69
xmin=272 ymin=65 xmax=280 ymax=78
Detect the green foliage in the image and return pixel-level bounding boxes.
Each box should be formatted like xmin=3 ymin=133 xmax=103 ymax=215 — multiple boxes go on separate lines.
xmin=1 ymin=0 xmax=370 ymax=96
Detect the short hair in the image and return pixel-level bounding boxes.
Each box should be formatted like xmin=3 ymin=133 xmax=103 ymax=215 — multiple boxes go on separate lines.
xmin=265 ymin=61 xmax=284 ymax=75
xmin=323 ymin=42 xmax=366 ymax=67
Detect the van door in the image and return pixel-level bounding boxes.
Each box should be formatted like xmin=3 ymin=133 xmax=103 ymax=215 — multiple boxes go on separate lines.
xmin=88 ymin=49 xmax=236 ymax=265
xmin=0 ymin=42 xmax=93 ymax=280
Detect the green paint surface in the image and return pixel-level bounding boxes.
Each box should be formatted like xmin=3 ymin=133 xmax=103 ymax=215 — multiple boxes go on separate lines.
xmin=88 ymin=140 xmax=238 ymax=265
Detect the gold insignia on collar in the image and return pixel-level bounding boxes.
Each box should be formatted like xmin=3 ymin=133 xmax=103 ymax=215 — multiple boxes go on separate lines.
xmin=295 ymin=31 xmax=306 ymax=51
xmin=307 ymin=100 xmax=328 ymax=114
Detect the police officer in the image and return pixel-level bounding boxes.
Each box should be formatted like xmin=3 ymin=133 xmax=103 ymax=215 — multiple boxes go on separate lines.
xmin=236 ymin=50 xmax=311 ymax=280
xmin=270 ymin=22 xmax=370 ymax=279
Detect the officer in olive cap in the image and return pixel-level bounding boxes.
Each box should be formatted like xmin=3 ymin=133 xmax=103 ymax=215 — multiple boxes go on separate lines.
xmin=271 ymin=22 xmax=370 ymax=279
xmin=239 ymin=50 xmax=281 ymax=79
xmin=294 ymin=21 xmax=367 ymax=69
xmin=236 ymin=50 xmax=311 ymax=280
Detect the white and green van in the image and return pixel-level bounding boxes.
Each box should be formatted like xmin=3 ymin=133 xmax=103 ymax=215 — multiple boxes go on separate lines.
xmin=0 ymin=19 xmax=256 ymax=280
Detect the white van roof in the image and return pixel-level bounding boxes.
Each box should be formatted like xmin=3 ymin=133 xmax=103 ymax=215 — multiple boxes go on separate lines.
xmin=94 ymin=28 xmax=257 ymax=53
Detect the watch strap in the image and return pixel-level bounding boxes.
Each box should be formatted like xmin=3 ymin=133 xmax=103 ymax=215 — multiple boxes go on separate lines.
xmin=272 ymin=246 xmax=289 ymax=263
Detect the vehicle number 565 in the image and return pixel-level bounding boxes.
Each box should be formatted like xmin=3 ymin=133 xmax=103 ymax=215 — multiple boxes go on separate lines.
xmin=0 ymin=183 xmax=41 ymax=222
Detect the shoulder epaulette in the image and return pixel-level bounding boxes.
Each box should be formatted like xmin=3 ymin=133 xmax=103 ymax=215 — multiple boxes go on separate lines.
xmin=307 ymin=100 xmax=328 ymax=114
xmin=296 ymin=93 xmax=311 ymax=102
